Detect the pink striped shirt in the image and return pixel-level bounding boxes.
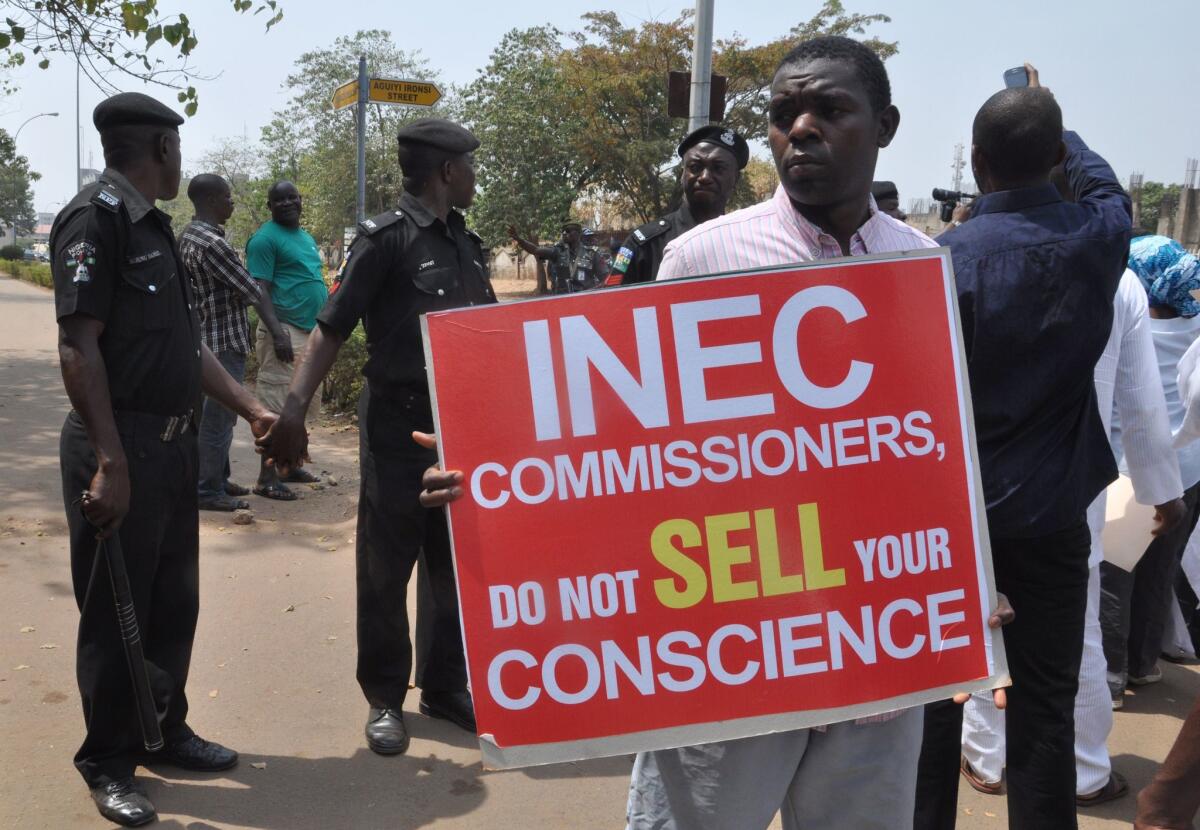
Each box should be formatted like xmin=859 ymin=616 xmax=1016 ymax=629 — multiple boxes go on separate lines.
xmin=659 ymin=184 xmax=938 ymax=728
xmin=658 ymin=184 xmax=937 ymax=280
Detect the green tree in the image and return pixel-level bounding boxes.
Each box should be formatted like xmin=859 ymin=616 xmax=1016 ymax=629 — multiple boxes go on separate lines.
xmin=564 ymin=1 xmax=894 ymax=221
xmin=0 ymin=0 xmax=283 ymax=114
xmin=463 ymin=26 xmax=590 ymax=250
xmin=0 ymin=128 xmax=39 ymax=237
xmin=260 ymin=30 xmax=450 ymax=248
xmin=466 ymin=2 xmax=895 ymax=233
xmin=1137 ymin=181 xmax=1182 ymax=233
xmin=714 ymin=0 xmax=896 ymax=145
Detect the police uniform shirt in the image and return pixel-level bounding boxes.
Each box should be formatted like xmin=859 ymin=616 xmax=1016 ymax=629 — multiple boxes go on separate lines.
xmin=549 ymin=240 xmax=605 ymax=289
xmin=317 ymin=191 xmax=496 ymax=398
xmin=611 ymin=203 xmax=699 ymax=285
xmin=50 ymin=168 xmax=202 ymax=416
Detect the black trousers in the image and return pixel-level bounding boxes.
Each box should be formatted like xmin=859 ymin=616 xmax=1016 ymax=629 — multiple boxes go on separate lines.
xmin=1101 ymin=482 xmax=1200 ymax=688
xmin=915 ymin=520 xmax=1091 ymax=830
xmin=60 ymin=411 xmax=199 ymax=787
xmin=355 ymin=386 xmax=467 ymax=709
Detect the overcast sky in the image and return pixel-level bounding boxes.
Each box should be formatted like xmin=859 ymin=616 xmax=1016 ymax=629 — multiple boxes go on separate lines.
xmin=4 ymin=0 xmax=1197 ymax=216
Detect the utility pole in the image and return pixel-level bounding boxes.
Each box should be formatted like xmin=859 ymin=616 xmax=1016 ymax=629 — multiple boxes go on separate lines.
xmin=355 ymin=55 xmax=367 ymax=223
xmin=687 ymin=0 xmax=715 ymax=133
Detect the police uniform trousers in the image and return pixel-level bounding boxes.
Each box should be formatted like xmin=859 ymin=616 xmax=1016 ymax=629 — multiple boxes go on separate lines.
xmin=60 ymin=410 xmax=199 ymax=787
xmin=355 ymin=383 xmax=468 ymax=709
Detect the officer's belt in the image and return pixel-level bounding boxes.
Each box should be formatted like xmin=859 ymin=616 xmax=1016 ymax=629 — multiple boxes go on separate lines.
xmin=366 ymin=384 xmax=430 ymax=405
xmin=112 ymin=409 xmax=195 ymax=442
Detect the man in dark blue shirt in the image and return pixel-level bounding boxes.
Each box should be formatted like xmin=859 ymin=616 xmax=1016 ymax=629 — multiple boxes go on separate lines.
xmin=914 ymin=67 xmax=1133 ymax=830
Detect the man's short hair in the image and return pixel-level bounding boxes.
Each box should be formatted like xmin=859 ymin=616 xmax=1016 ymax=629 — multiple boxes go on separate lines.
xmin=397 ymin=142 xmax=457 ymax=195
xmin=776 ymin=36 xmax=891 ymax=114
xmin=99 ymin=124 xmax=174 ymax=169
xmin=187 ymin=173 xmax=229 ymax=205
xmin=267 ymin=180 xmax=298 ymax=202
xmin=973 ymin=88 xmax=1063 ymax=185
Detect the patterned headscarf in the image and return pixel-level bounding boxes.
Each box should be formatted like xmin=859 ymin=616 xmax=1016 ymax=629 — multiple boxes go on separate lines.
xmin=1129 ymin=235 xmax=1200 ymax=317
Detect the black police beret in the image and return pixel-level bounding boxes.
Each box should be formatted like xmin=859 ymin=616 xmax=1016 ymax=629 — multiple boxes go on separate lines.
xmin=396 ymin=118 xmax=480 ymax=153
xmin=677 ymin=125 xmax=749 ymax=170
xmin=871 ymin=181 xmax=899 ymax=202
xmin=92 ymin=92 xmax=184 ymax=131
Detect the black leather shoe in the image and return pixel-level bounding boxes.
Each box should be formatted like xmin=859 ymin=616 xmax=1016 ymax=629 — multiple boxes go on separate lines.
xmin=158 ymin=734 xmax=238 ymax=771
xmin=419 ymin=689 xmax=477 ymax=733
xmin=365 ymin=707 xmax=409 ymax=755
xmin=90 ymin=778 xmax=156 ymax=827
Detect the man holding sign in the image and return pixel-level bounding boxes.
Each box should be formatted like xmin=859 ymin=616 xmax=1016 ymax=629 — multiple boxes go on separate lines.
xmin=421 ymin=36 xmax=1010 ymax=830
xmin=628 ymin=36 xmax=952 ymax=830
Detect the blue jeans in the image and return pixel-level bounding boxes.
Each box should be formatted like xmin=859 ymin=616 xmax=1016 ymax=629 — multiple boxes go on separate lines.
xmin=197 ymin=350 xmax=247 ymax=500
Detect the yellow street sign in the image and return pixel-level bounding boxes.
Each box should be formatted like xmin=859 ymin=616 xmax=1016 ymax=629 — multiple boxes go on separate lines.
xmin=368 ymin=78 xmax=442 ymax=107
xmin=332 ymin=79 xmax=358 ymax=111
xmin=332 ymin=77 xmax=441 ymax=111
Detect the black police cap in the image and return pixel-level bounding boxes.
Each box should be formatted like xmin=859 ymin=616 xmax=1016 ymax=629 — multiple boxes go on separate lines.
xmin=871 ymin=181 xmax=899 ymax=202
xmin=92 ymin=92 xmax=184 ymax=131
xmin=677 ymin=125 xmax=749 ymax=170
xmin=396 ymin=118 xmax=480 ymax=153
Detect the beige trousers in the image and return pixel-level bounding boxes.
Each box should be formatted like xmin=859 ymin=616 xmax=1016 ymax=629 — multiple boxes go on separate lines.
xmin=255 ymin=322 xmax=319 ymax=422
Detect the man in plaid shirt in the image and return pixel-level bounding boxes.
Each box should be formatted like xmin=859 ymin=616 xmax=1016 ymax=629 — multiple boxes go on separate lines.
xmin=180 ymin=174 xmax=291 ymax=511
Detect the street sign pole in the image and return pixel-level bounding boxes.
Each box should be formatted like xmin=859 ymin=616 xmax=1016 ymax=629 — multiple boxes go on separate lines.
xmin=356 ymin=55 xmax=367 ymax=224
xmin=688 ymin=0 xmax=715 ymax=133
xmin=333 ymin=68 xmax=441 ymax=225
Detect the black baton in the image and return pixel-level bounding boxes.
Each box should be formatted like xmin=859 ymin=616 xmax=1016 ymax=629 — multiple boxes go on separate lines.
xmin=95 ymin=528 xmax=164 ymax=752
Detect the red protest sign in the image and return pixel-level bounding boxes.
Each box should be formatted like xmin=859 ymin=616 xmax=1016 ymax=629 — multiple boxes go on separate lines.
xmin=422 ymin=250 xmax=1007 ymax=769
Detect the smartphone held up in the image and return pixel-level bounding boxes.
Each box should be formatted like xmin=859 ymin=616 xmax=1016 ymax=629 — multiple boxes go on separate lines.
xmin=1003 ymin=66 xmax=1029 ymax=88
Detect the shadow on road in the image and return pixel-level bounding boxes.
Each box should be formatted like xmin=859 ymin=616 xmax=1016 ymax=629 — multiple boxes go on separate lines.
xmin=141 ymin=748 xmax=486 ymax=830
xmin=0 ymin=353 xmax=69 ymax=518
xmin=137 ymin=745 xmax=630 ymax=829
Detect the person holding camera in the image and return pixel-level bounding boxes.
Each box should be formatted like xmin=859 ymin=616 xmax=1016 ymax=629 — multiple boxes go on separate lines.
xmin=913 ymin=64 xmax=1138 ymax=830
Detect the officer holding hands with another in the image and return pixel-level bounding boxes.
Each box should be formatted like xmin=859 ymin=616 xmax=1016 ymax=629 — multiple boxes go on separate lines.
xmin=258 ymin=118 xmax=493 ymax=756
xmin=52 ymin=92 xmax=276 ymax=826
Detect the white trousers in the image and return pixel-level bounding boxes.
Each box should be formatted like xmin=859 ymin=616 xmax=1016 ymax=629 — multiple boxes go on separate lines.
xmin=962 ymin=528 xmax=1115 ymax=795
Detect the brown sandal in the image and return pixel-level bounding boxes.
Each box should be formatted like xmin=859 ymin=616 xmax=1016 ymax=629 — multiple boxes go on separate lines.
xmin=960 ymin=755 xmax=1003 ymax=795
xmin=1077 ymin=771 xmax=1128 ymax=807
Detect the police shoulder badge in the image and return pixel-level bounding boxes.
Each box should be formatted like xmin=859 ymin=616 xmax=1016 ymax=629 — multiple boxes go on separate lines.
xmin=90 ymin=187 xmax=122 ymax=212
xmin=613 ymin=246 xmax=634 ymax=274
xmin=65 ymin=241 xmax=98 ymax=285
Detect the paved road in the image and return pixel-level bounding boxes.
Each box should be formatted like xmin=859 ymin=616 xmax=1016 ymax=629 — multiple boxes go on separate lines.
xmin=0 ymin=273 xmax=1195 ymax=829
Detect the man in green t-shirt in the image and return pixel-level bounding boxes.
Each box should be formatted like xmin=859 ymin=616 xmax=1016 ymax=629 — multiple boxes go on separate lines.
xmin=245 ymin=180 xmax=328 ymax=499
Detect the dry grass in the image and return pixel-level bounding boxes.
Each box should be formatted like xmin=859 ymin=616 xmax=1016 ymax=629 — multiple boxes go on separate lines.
xmin=492 ymin=277 xmax=540 ymax=302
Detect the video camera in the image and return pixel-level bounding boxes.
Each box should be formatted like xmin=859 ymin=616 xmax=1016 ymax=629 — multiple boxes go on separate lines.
xmin=931 ymin=188 xmax=976 ymax=223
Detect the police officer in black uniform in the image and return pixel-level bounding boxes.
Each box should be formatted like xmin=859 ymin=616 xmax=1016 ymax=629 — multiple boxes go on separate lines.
xmin=53 ymin=92 xmax=277 ymax=826
xmin=508 ymin=220 xmax=608 ymax=293
xmin=259 ymin=118 xmax=492 ymax=755
xmin=606 ymin=124 xmax=748 ymax=286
